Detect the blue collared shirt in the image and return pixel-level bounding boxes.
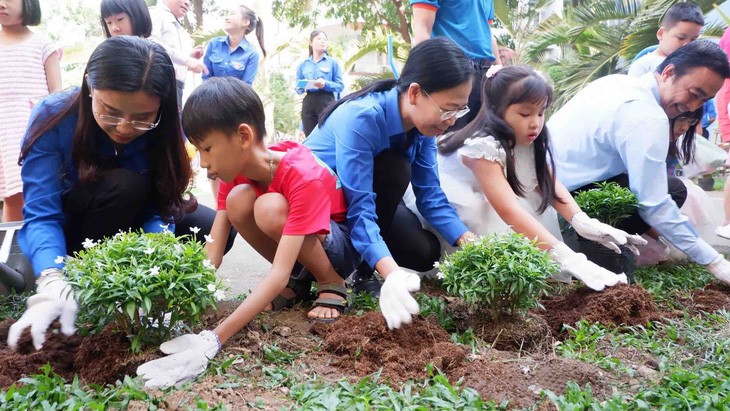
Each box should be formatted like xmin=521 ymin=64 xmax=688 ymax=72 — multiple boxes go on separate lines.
xmin=303 ymin=88 xmax=468 ymax=268
xmin=19 ymin=90 xmax=169 ymax=275
xmin=202 ymin=36 xmax=260 ymax=85
xmin=702 ymin=99 xmax=716 ymax=129
xmin=295 ymin=54 xmax=344 ymax=95
xmin=548 ymin=73 xmax=718 ymax=265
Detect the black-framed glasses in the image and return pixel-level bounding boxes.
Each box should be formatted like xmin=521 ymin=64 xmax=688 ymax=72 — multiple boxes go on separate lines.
xmin=422 ymin=90 xmax=470 ymax=121
xmin=94 ymin=110 xmax=162 ymax=131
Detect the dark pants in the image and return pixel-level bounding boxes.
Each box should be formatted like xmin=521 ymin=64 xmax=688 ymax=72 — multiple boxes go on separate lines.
xmin=570 ymin=174 xmax=687 ymax=235
xmin=302 ymin=92 xmax=335 ymax=137
xmin=355 ymin=151 xmax=441 ymax=275
xmin=62 ymin=168 xmax=235 ymax=255
xmin=452 ymin=59 xmax=493 ymax=131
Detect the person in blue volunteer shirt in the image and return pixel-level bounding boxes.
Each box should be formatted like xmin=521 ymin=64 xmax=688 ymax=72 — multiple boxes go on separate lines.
xmin=548 ymin=40 xmax=730 ymax=286
xmin=304 ymin=37 xmax=478 ymax=329
xmin=410 ymin=0 xmax=502 ymax=130
xmin=202 ymin=5 xmax=265 ymax=85
xmin=295 ymin=29 xmax=344 ymax=136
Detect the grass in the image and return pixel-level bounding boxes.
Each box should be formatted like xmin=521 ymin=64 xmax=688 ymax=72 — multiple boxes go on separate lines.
xmin=0 ymin=291 xmax=30 ymax=321
xmin=634 ymin=262 xmax=715 ymax=306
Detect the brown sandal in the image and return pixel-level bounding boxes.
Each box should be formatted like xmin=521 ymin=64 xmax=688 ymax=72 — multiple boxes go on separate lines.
xmin=308 ymin=283 xmax=348 ymax=323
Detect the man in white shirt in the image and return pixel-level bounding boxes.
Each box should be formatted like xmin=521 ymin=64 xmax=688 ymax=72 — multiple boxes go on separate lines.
xmin=549 ymin=40 xmax=730 ymax=285
xmin=149 ymin=0 xmax=206 ymax=107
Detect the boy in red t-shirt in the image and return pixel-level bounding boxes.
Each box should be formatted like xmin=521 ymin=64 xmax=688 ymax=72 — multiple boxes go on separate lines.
xmin=137 ymin=77 xmax=360 ymax=388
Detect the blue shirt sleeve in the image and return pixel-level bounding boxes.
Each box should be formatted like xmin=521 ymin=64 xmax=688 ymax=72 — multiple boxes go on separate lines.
xmin=411 ymin=137 xmax=468 ymax=245
xmin=202 ymin=42 xmax=213 ymax=81
xmin=323 ymin=59 xmax=345 ymax=94
xmin=242 ymin=51 xmax=259 ymax=85
xmin=18 ymin=103 xmax=70 ymax=276
xmin=295 ymin=61 xmax=306 ymax=95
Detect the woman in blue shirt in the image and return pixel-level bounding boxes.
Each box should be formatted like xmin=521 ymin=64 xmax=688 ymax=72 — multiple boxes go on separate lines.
xmin=202 ymin=5 xmax=265 ymax=86
xmin=304 ymin=37 xmax=477 ymax=329
xmin=8 ymin=37 xmax=232 ymax=351
xmin=295 ymin=30 xmax=344 ymax=136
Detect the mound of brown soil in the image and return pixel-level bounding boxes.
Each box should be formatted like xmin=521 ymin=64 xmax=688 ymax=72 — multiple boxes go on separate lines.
xmin=540 ymin=284 xmax=661 ymax=336
xmin=683 ymin=289 xmax=730 ymax=313
xmin=0 ymin=320 xmax=156 ymax=388
xmin=312 ymin=312 xmax=465 ymax=384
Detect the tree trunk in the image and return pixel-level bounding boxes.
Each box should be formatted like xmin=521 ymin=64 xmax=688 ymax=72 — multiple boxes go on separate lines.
xmin=193 ymin=0 xmax=204 ymax=29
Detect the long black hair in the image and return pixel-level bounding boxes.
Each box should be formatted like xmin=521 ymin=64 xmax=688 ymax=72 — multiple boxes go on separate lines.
xmin=100 ymin=0 xmax=153 ymax=38
xmin=20 ymin=36 xmax=193 ymax=222
xmin=669 ymin=107 xmax=701 ymax=165
xmin=439 ymin=65 xmax=558 ymax=213
xmin=318 ymin=37 xmax=473 ymax=126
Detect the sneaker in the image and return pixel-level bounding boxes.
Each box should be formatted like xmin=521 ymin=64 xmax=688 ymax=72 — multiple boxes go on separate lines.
xmin=716 ymin=224 xmax=730 ymax=240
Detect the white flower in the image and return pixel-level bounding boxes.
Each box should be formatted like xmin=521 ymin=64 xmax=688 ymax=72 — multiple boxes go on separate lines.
xmin=436 ymin=271 xmax=445 ymax=280
xmin=150 ymin=266 xmax=160 ymax=276
xmin=54 ymin=256 xmax=65 ymax=264
xmin=207 ymin=283 xmax=217 ymax=292
xmin=189 ymin=226 xmax=201 ymax=234
xmin=82 ymin=238 xmax=96 ymax=249
xmin=203 ymin=259 xmax=215 ymax=270
xmin=159 ymin=224 xmax=170 ymax=232
xmin=433 ymin=261 xmax=440 ymax=269
xmin=204 ymin=234 xmax=214 ymax=243
xmin=144 ymin=246 xmax=155 ymax=255
xmin=214 ymin=290 xmax=226 ymax=301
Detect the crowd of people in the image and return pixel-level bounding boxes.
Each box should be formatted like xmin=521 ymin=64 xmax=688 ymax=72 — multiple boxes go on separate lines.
xmin=2 ymin=0 xmax=730 ymax=388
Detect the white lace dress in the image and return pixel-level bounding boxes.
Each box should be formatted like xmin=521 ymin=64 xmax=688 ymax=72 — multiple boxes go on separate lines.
xmin=406 ymin=135 xmax=563 ymax=255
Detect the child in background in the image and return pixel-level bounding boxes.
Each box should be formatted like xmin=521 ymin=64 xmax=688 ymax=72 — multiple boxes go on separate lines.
xmin=434 ymin=65 xmax=645 ymax=291
xmin=137 ymin=77 xmax=360 ymax=388
xmin=0 ymin=0 xmax=61 ymax=222
xmin=100 ymin=0 xmax=152 ymax=38
xmin=628 ymin=2 xmax=704 ymax=77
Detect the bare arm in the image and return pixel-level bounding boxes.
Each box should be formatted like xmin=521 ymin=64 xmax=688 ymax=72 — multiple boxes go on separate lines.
xmin=491 ymin=30 xmax=502 ymax=65
xmin=412 ymin=7 xmax=436 ymax=45
xmin=44 ymin=51 xmax=62 ymax=93
xmin=204 ymin=210 xmax=232 ymax=269
xmin=465 ymin=156 xmax=559 ymax=250
xmin=551 ymin=179 xmax=581 ymax=223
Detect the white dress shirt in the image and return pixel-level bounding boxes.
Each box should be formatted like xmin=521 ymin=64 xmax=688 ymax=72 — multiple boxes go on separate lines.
xmin=149 ymin=3 xmax=192 ymax=82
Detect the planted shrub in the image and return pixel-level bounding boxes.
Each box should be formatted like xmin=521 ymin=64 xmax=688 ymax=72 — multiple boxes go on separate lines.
xmin=573 ymin=182 xmax=638 ymax=226
xmin=64 ymin=229 xmax=224 ymax=352
xmin=439 ymin=233 xmax=558 ymax=319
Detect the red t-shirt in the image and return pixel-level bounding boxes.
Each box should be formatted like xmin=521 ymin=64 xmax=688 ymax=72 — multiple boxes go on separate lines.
xmin=217 ymin=141 xmax=347 ymax=236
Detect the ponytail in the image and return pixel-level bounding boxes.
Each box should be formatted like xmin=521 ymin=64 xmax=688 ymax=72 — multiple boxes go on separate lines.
xmin=238 ymin=5 xmax=266 ymax=57
xmin=319 ymin=79 xmax=396 ymax=125
xmin=255 ymin=17 xmax=266 ymax=57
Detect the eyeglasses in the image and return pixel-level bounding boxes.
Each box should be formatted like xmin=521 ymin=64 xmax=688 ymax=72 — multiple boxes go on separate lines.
xmin=422 ymin=90 xmax=470 ymax=121
xmin=94 ymin=110 xmax=162 ymax=131
xmin=675 ymin=116 xmax=699 ymax=127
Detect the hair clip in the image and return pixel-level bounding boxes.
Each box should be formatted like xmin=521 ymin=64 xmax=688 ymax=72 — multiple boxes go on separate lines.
xmin=485 ymin=64 xmax=504 ymax=79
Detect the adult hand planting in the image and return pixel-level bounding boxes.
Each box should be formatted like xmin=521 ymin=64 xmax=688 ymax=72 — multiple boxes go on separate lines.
xmin=7 ymin=269 xmax=78 ymax=350
xmin=706 ymin=255 xmax=730 ymax=286
xmin=136 ymin=330 xmax=220 ymax=388
xmin=550 ymin=242 xmax=628 ymax=291
xmin=571 ymin=212 xmax=647 ymax=255
xmin=379 ymin=269 xmax=420 ymax=329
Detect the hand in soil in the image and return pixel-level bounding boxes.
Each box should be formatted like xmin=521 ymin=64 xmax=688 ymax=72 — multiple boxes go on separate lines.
xmin=706 ymin=255 xmax=730 ymax=286
xmin=137 ymin=330 xmax=220 ymax=388
xmin=551 ymin=243 xmax=627 ymax=291
xmin=7 ymin=275 xmax=78 ymax=350
xmin=379 ymin=270 xmax=420 ymax=329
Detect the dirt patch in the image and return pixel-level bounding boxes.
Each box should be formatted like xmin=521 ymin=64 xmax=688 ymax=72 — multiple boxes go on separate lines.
xmin=448 ymin=300 xmax=551 ymax=351
xmin=453 ymin=351 xmax=616 ymax=409
xmin=539 ymin=284 xmax=662 ymax=336
xmin=0 ymin=320 xmax=156 ymax=388
xmin=312 ymin=311 xmax=466 ymax=384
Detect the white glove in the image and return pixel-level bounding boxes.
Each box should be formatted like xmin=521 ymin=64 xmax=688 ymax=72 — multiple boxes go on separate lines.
xmin=550 ymin=242 xmax=628 ymax=291
xmin=136 ymin=330 xmax=220 ymax=388
xmin=706 ymin=255 xmax=730 ymax=286
xmin=571 ymin=212 xmax=647 ymax=255
xmin=379 ymin=269 xmax=420 ymax=329
xmin=7 ymin=270 xmax=78 ymax=350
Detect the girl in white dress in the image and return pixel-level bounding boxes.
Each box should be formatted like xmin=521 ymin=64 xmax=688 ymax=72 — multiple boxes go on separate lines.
xmin=433 ymin=65 xmax=646 ymax=290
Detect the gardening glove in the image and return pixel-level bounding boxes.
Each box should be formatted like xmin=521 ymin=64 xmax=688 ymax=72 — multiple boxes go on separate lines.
xmin=571 ymin=212 xmax=646 ymax=255
xmin=550 ymin=242 xmax=628 ymax=291
xmin=136 ymin=330 xmax=220 ymax=388
xmin=706 ymin=255 xmax=730 ymax=286
xmin=7 ymin=270 xmax=78 ymax=350
xmin=379 ymin=269 xmax=420 ymax=330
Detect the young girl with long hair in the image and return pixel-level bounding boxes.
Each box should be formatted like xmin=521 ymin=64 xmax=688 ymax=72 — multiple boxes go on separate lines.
xmin=436 ymin=65 xmax=645 ymax=290
xmin=100 ymin=0 xmax=153 ymax=38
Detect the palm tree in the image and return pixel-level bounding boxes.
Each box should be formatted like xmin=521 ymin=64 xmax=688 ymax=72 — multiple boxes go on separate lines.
xmin=524 ymin=0 xmax=726 ymax=110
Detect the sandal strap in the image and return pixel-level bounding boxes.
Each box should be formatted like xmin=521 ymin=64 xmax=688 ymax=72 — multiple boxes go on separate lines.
xmin=312 ymin=297 xmax=347 ymax=313
xmin=316 ymin=283 xmax=348 ymax=300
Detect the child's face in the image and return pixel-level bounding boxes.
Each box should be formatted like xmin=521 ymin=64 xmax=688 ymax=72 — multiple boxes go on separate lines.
xmin=672 ymin=115 xmax=698 ymax=139
xmin=502 ymin=100 xmax=547 ymax=146
xmin=0 ymin=0 xmax=24 ymax=26
xmin=657 ymin=22 xmax=702 ymax=56
xmin=411 ymin=81 xmax=472 ymax=137
xmin=194 ymin=130 xmax=244 ymax=183
xmin=104 ymin=13 xmax=134 ymax=37
xmin=90 ymin=89 xmax=161 ymax=146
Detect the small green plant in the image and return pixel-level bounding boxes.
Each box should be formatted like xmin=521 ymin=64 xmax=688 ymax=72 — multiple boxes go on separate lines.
xmin=439 ymin=233 xmax=557 ymax=319
xmin=65 ymin=229 xmax=224 ymax=352
xmin=573 ymin=182 xmax=639 ymax=226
